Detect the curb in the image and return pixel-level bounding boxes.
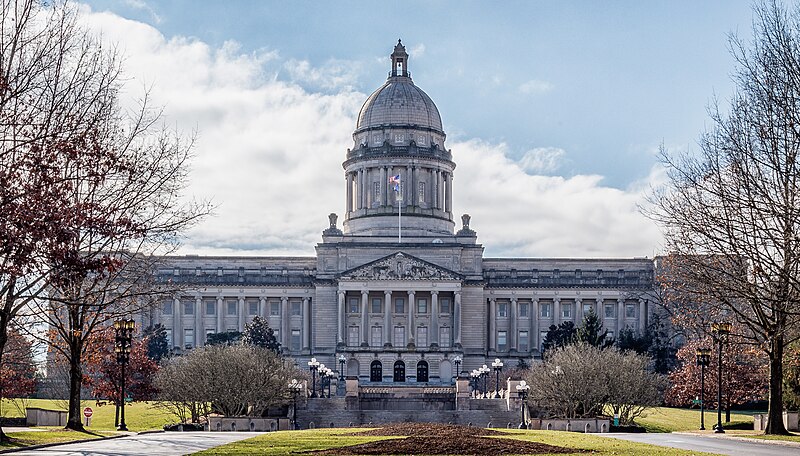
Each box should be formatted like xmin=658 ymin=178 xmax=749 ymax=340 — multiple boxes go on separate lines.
xmin=672 ymin=431 xmax=800 ymax=448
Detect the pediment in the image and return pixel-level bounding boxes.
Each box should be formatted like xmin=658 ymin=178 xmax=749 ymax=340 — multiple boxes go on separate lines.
xmin=339 ymin=252 xmax=462 ymax=281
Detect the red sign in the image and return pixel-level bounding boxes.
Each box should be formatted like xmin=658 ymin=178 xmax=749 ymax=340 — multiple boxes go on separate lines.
xmin=83 ymin=407 xmax=93 ymax=418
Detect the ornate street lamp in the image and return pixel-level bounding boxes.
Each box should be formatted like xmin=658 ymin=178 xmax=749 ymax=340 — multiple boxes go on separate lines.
xmin=318 ymin=364 xmax=328 ymax=398
xmin=711 ymin=322 xmax=731 ymax=434
xmin=288 ymin=379 xmax=303 ymax=430
xmin=695 ymin=347 xmax=712 ymax=430
xmin=470 ymin=370 xmax=479 ymax=397
xmin=113 ymin=318 xmax=135 ymax=431
xmin=326 ymin=370 xmax=336 ymax=398
xmin=480 ymin=365 xmax=490 ymax=398
xmin=307 ymin=357 xmax=320 ymax=398
xmin=338 ymin=355 xmax=347 ymax=381
xmin=453 ymin=356 xmax=462 ymax=381
xmin=516 ymin=380 xmax=530 ymax=429
xmin=492 ymin=358 xmax=504 ymax=398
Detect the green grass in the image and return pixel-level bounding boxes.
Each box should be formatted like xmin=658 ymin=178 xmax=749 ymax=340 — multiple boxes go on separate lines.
xmin=635 ymin=407 xmax=758 ymax=433
xmin=1 ymin=398 xmax=175 ymax=432
xmin=740 ymin=432 xmax=800 ymax=442
xmin=194 ymin=428 xmax=725 ymax=456
xmin=0 ymin=429 xmax=114 ymax=449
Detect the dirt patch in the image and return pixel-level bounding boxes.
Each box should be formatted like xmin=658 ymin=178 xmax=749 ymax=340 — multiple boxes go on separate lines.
xmin=304 ymin=423 xmax=582 ymax=455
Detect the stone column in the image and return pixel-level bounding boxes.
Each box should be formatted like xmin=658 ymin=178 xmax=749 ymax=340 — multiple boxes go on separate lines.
xmin=445 ymin=173 xmax=453 ymax=213
xmin=553 ymin=297 xmax=561 ymax=326
xmin=302 ymin=297 xmax=311 ymax=351
xmin=454 ymin=291 xmax=462 ymax=347
xmin=596 ymin=298 xmax=603 ymax=322
xmin=173 ymin=297 xmax=182 ymax=349
xmin=489 ymin=298 xmax=497 ymax=352
xmin=216 ymin=296 xmax=224 ymax=333
xmin=638 ymin=299 xmax=647 ymax=335
xmin=510 ymin=298 xmax=518 ymax=352
xmin=238 ymin=296 xmax=246 ymax=332
xmin=405 ymin=165 xmax=412 ymax=206
xmin=431 ymin=291 xmax=439 ymax=348
xmin=361 ymin=290 xmax=369 ymax=346
xmin=407 ymin=290 xmax=416 ymax=345
xmin=575 ymin=298 xmax=583 ymax=323
xmin=384 ymin=290 xmax=392 ymax=346
xmin=380 ymin=167 xmax=387 ymax=206
xmin=346 ymin=172 xmax=352 ymax=213
xmin=337 ymin=291 xmax=345 ymax=345
xmin=531 ymin=298 xmax=539 ymax=352
xmin=358 ymin=168 xmax=364 ymax=209
xmin=617 ymin=298 xmax=625 ymax=332
xmin=281 ymin=297 xmax=289 ymax=349
xmin=260 ymin=297 xmax=267 ymax=319
xmin=434 ymin=169 xmax=441 ymax=209
xmin=195 ymin=296 xmax=203 ymax=347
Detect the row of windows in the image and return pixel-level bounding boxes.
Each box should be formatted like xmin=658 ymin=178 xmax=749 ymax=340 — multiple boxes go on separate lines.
xmin=348 ymin=297 xmax=452 ymax=314
xmin=346 ymin=325 xmax=452 ymax=348
xmin=162 ymin=300 xmax=304 ymax=317
xmin=165 ymin=327 xmax=304 ymax=351
xmin=535 ymin=302 xmax=638 ymax=319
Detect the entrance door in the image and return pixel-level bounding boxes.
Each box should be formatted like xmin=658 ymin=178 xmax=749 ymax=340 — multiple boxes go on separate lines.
xmin=370 ymin=360 xmax=383 ymax=382
xmin=416 ymin=360 xmax=429 ymax=382
xmin=393 ymin=360 xmax=405 ymax=382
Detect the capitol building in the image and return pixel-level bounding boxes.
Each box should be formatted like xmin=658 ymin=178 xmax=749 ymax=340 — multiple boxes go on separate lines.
xmin=149 ymin=41 xmax=655 ymax=384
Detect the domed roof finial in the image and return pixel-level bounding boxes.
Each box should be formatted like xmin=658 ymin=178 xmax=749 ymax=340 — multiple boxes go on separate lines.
xmin=390 ymin=39 xmax=409 ymax=77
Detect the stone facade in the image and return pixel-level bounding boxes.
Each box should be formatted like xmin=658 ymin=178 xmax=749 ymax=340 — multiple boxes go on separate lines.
xmin=144 ymin=40 xmax=656 ymax=385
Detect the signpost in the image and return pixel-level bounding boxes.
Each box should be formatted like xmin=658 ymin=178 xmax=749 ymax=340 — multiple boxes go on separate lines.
xmin=83 ymin=407 xmax=93 ymax=427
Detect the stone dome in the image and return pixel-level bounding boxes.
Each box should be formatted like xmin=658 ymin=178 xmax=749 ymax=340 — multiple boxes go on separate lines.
xmin=355 ymin=78 xmax=443 ymax=134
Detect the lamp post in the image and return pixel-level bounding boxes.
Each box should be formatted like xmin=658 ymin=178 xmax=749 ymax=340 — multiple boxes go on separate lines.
xmin=318 ymin=364 xmax=328 ymax=398
xmin=470 ymin=370 xmax=479 ymax=397
xmin=453 ymin=356 xmax=462 ymax=382
xmin=711 ymin=322 xmax=731 ymax=434
xmin=288 ymin=379 xmax=303 ymax=430
xmin=113 ymin=318 xmax=135 ymax=431
xmin=695 ymin=347 xmax=711 ymax=430
xmin=492 ymin=358 xmax=504 ymax=398
xmin=516 ymin=380 xmax=530 ymax=429
xmin=480 ymin=365 xmax=490 ymax=398
xmin=338 ymin=355 xmax=347 ymax=380
xmin=307 ymin=357 xmax=320 ymax=398
xmin=326 ymin=370 xmax=336 ymax=398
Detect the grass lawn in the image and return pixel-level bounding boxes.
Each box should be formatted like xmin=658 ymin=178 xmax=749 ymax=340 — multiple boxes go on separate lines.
xmin=1 ymin=398 xmax=175 ymax=432
xmin=635 ymin=407 xmax=758 ymax=433
xmin=0 ymin=428 xmax=115 ymax=450
xmin=736 ymin=432 xmax=800 ymax=442
xmin=193 ymin=428 xmax=725 ymax=456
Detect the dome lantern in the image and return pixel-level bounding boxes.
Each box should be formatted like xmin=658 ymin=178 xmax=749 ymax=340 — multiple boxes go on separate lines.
xmin=391 ymin=39 xmax=409 ymax=77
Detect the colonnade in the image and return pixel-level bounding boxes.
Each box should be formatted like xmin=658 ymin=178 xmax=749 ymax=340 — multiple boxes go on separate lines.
xmin=345 ymin=165 xmax=453 ymax=213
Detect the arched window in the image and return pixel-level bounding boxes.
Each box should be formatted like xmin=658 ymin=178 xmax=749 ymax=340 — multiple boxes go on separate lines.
xmin=370 ymin=360 xmax=383 ymax=382
xmin=417 ymin=360 xmax=429 ymax=382
xmin=393 ymin=360 xmax=406 ymax=382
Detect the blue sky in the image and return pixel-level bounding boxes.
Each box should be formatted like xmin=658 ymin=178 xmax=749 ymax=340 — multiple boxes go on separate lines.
xmin=76 ymin=1 xmax=763 ymax=257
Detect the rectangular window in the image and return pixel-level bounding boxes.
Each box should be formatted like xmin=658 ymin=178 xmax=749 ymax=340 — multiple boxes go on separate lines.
xmin=439 ymin=327 xmax=451 ymax=347
xmin=249 ymin=300 xmax=259 ymax=316
xmin=440 ymin=298 xmax=451 ymax=314
xmin=394 ymin=326 xmax=405 ymax=346
xmin=417 ymin=298 xmax=428 ymax=314
xmin=625 ymin=303 xmax=636 ymax=318
xmin=349 ymin=298 xmax=360 ymax=314
xmin=165 ymin=329 xmax=173 ymax=347
xmin=227 ymin=300 xmax=237 ymax=316
xmin=184 ymin=329 xmax=194 ymax=349
xmin=371 ymin=298 xmax=382 ymax=314
xmin=604 ymin=303 xmax=615 ymax=318
xmin=607 ymin=330 xmax=615 ymax=341
xmin=540 ymin=331 xmax=548 ymax=351
xmin=183 ymin=301 xmax=194 ymax=316
xmin=348 ymin=326 xmax=360 ymax=347
xmin=205 ymin=328 xmax=214 ymax=343
xmin=291 ymin=329 xmax=301 ymax=351
xmin=371 ymin=326 xmax=382 ymax=347
xmin=163 ymin=301 xmax=173 ymax=315
xmin=417 ymin=326 xmax=428 ymax=346
xmin=291 ymin=302 xmax=302 ymax=316
xmin=519 ymin=302 xmax=529 ymax=317
xmin=497 ymin=330 xmax=507 ymax=351
xmin=562 ymin=303 xmax=572 ymax=319
xmin=373 ymin=181 xmax=380 ymax=201
xmin=273 ymin=329 xmax=280 ymax=342
xmin=205 ymin=300 xmax=216 ymax=316
xmin=519 ymin=331 xmax=529 ymax=352
xmin=498 ymin=302 xmax=508 ymax=317
xmin=270 ymin=302 xmax=280 ymax=316
xmin=583 ymin=303 xmax=594 ymax=315
xmin=394 ymin=298 xmax=405 ymax=314
xmin=540 ymin=302 xmax=551 ymax=318
xmin=418 ymin=181 xmax=425 ymax=202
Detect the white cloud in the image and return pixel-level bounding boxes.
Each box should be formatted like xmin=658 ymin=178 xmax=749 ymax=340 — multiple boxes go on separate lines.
xmin=518 ymin=147 xmax=566 ymax=174
xmin=122 ymin=0 xmax=162 ymax=24
xmin=409 ymin=43 xmax=425 ymax=58
xmin=518 ymin=79 xmax=553 ymax=95
xmin=283 ymin=58 xmax=361 ymax=91
xmin=78 ymin=8 xmax=662 ymax=258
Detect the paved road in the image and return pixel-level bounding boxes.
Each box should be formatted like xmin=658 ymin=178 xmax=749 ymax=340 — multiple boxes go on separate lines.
xmin=6 ymin=431 xmax=261 ymax=456
xmin=602 ymin=432 xmax=800 ymax=456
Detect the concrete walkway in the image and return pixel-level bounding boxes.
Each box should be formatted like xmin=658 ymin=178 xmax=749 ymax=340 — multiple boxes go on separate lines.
xmin=602 ymin=432 xmax=800 ymax=456
xmin=4 ymin=431 xmax=261 ymax=456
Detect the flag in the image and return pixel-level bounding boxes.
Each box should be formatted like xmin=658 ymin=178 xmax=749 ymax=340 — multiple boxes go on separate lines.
xmin=389 ymin=174 xmax=401 ymax=192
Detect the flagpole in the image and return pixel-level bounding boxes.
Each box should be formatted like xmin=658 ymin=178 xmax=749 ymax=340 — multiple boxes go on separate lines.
xmin=398 ymin=181 xmax=402 ymax=243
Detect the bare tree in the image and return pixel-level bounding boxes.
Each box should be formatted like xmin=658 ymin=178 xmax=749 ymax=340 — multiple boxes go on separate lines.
xmin=647 ymin=0 xmax=800 ymax=435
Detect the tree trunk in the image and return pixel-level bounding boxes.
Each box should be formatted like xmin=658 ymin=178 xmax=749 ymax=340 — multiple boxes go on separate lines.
xmin=765 ymin=336 xmax=789 ymax=435
xmin=0 ymin=311 xmax=9 ymax=443
xmin=65 ymin=338 xmax=85 ymax=432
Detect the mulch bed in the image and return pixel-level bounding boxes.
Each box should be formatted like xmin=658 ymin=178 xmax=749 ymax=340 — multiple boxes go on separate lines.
xmin=304 ymin=422 xmax=583 ymax=455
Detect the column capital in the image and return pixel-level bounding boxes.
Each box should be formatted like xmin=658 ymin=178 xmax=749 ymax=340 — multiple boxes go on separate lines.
xmin=302 ymin=297 xmax=309 ymax=304
xmin=338 ymin=290 xmax=346 ymax=298
xmin=511 ymin=297 xmax=517 ymax=304
xmin=281 ymin=296 xmax=288 ymax=303
xmin=407 ymin=290 xmax=416 ymax=297
xmin=384 ymin=290 xmax=392 ymax=297
xmin=431 ymin=290 xmax=439 ymax=296
xmin=553 ymin=297 xmax=561 ymax=303
xmin=489 ymin=297 xmax=496 ymax=304
xmin=361 ymin=290 xmax=370 ymax=298
xmin=596 ymin=298 xmax=603 ymax=304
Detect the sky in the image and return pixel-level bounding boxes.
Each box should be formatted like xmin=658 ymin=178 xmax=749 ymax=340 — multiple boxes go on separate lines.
xmin=75 ymin=0 xmax=763 ymax=258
